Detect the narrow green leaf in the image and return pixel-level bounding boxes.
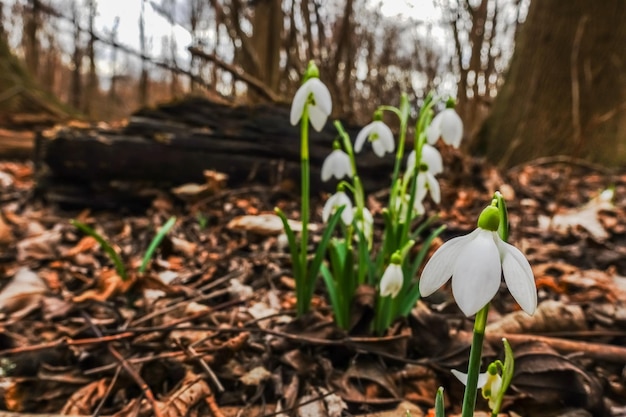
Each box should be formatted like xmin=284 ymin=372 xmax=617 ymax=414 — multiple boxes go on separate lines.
xmin=398 ymin=225 xmax=446 ymax=316
xmin=434 ymin=387 xmax=445 ymax=417
xmin=320 ymin=263 xmax=347 ymax=329
xmin=71 ymin=219 xmax=127 ymax=281
xmin=409 ymin=214 xmax=439 ymax=240
xmin=494 ymin=191 xmax=509 ymax=242
xmin=139 ymin=216 xmax=176 ymax=274
xmin=501 ymin=338 xmax=515 ymax=389
xmin=308 ymin=205 xmax=345 ymax=288
xmin=275 ymin=207 xmax=301 ymax=279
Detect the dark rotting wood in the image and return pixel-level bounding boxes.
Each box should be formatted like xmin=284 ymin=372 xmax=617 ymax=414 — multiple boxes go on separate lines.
xmin=35 ymin=97 xmax=395 ymax=207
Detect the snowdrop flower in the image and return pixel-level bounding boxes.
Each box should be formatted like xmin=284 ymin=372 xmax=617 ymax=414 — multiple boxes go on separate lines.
xmin=354 ymin=121 xmax=395 ymax=157
xmin=353 ymin=207 xmax=373 ymax=240
xmin=407 ymin=144 xmax=443 ymax=204
xmin=416 ymin=172 xmax=440 ymax=204
xmin=321 ymin=149 xmax=352 ymax=181
xmin=394 ymin=189 xmax=427 ymax=222
xmin=406 ymin=144 xmax=443 ymax=175
xmin=380 ymin=253 xmax=403 ymax=298
xmin=427 ymin=108 xmax=463 ymax=148
xmin=452 ymin=365 xmax=502 ymax=411
xmin=322 ymin=190 xmax=353 ymax=225
xmin=290 ymin=63 xmax=332 ymax=132
xmin=419 ymin=204 xmax=537 ymax=316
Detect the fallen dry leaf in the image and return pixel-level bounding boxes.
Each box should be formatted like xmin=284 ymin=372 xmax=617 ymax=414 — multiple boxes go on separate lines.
xmin=0 ymin=212 xmax=15 ymax=245
xmin=544 ymin=189 xmax=614 ymax=241
xmin=113 ymin=371 xmax=212 ymax=417
xmin=486 ymin=300 xmax=586 ymax=334
xmin=227 ymin=213 xmax=317 ymax=235
xmin=297 ymin=387 xmax=347 ymax=417
xmin=73 ymin=268 xmax=134 ymax=303
xmin=16 ymin=226 xmax=62 ymax=261
xmin=61 ymin=378 xmax=109 ymax=415
xmin=64 ymin=235 xmax=99 ymax=257
xmin=0 ymin=267 xmax=48 ymax=316
xmin=512 ymin=341 xmax=604 ymax=413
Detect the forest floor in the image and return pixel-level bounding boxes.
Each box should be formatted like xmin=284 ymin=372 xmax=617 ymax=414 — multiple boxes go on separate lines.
xmin=1 ymin=150 xmax=626 ymax=417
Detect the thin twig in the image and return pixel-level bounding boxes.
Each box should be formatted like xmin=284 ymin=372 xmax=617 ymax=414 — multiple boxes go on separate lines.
xmin=0 ymin=332 xmax=135 ymax=356
xmin=80 ymin=312 xmax=164 ymax=417
xmin=488 ymin=333 xmax=626 ymax=364
xmin=175 ymin=339 xmax=224 ymax=393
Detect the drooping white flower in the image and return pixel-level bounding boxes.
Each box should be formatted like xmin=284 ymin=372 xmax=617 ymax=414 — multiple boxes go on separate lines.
xmin=290 ymin=78 xmax=332 ymax=132
xmin=451 ymin=368 xmax=503 ymax=411
xmin=321 ymin=149 xmax=352 ymax=181
xmin=417 ymin=171 xmax=441 ymax=204
xmin=354 ymin=121 xmax=395 ymax=157
xmin=426 ymin=108 xmax=463 ymax=148
xmin=322 ymin=191 xmax=353 ymax=225
xmin=394 ymin=190 xmax=427 ymax=222
xmin=407 ymin=144 xmax=443 ymax=204
xmin=380 ymin=259 xmax=403 ymax=298
xmin=353 ymin=207 xmax=373 ymax=240
xmin=406 ymin=144 xmax=443 ymax=175
xmin=419 ymin=205 xmax=537 ymax=316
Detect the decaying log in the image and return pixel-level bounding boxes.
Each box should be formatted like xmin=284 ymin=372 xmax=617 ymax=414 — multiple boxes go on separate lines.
xmin=36 ymin=97 xmax=395 ymax=207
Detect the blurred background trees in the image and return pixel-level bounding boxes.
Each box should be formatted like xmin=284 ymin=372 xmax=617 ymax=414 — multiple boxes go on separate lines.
xmin=1 ymin=0 xmax=625 ymax=167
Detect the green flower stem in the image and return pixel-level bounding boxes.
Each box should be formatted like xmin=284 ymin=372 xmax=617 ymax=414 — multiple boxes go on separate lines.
xmin=298 ymin=109 xmax=310 ymax=316
xmin=461 ymin=303 xmax=490 ymax=417
xmin=390 ymin=93 xmax=410 ymax=187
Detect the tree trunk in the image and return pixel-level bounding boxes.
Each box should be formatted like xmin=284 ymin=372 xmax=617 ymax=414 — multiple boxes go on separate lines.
xmin=251 ymin=0 xmax=282 ymax=94
xmin=475 ymin=1 xmax=626 ymax=168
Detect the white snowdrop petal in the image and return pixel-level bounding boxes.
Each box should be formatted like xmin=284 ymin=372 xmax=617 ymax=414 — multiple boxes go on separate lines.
xmin=341 ymin=205 xmax=354 ymax=225
xmin=415 ymin=175 xmax=429 ymax=202
xmin=406 ymin=150 xmax=417 ymax=173
xmin=380 ymin=264 xmax=403 ymax=298
xmin=426 ymin=113 xmax=442 ymax=144
xmin=290 ymin=84 xmax=309 ymax=125
xmin=322 ymin=197 xmax=333 ymax=223
xmin=321 ymin=150 xmax=351 ymax=181
xmin=376 ymin=122 xmax=395 ymax=153
xmin=308 ymin=104 xmax=328 ymax=132
xmin=412 ymin=199 xmax=425 ymax=216
xmin=451 ymin=370 xmax=488 ymax=388
xmin=354 ymin=124 xmax=373 ymax=153
xmin=451 ymin=230 xmax=501 ymax=316
xmin=335 ymin=192 xmax=354 ymax=225
xmin=321 ymin=156 xmax=334 ymax=182
xmin=354 ymin=207 xmax=374 ymax=239
xmin=309 ymin=78 xmax=332 ymax=116
xmin=499 ymin=241 xmax=537 ymax=314
xmin=336 ymin=152 xmax=352 ymax=178
xmin=322 ymin=192 xmax=353 ymax=224
xmin=422 ymin=144 xmax=443 ymax=174
xmin=372 ymin=139 xmax=386 ymax=157
xmin=419 ymin=230 xmax=479 ymax=296
xmin=426 ymin=172 xmax=441 ymax=204
xmin=440 ymin=109 xmax=463 ymax=148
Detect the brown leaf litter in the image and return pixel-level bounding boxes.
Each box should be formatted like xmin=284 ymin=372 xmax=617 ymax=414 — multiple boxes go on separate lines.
xmin=2 ymin=157 xmax=626 ymax=417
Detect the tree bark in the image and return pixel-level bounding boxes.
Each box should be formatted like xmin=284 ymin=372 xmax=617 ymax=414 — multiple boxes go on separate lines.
xmin=476 ymin=0 xmax=626 ymax=168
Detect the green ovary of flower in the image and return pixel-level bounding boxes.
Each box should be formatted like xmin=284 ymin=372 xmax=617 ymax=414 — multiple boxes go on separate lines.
xmin=477 ymin=205 xmax=500 ymax=232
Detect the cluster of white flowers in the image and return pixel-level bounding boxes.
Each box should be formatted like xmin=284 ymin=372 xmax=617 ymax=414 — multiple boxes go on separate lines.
xmin=315 ymin=111 xmax=461 ymax=230
xmin=289 ymin=71 xmax=536 ymax=317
